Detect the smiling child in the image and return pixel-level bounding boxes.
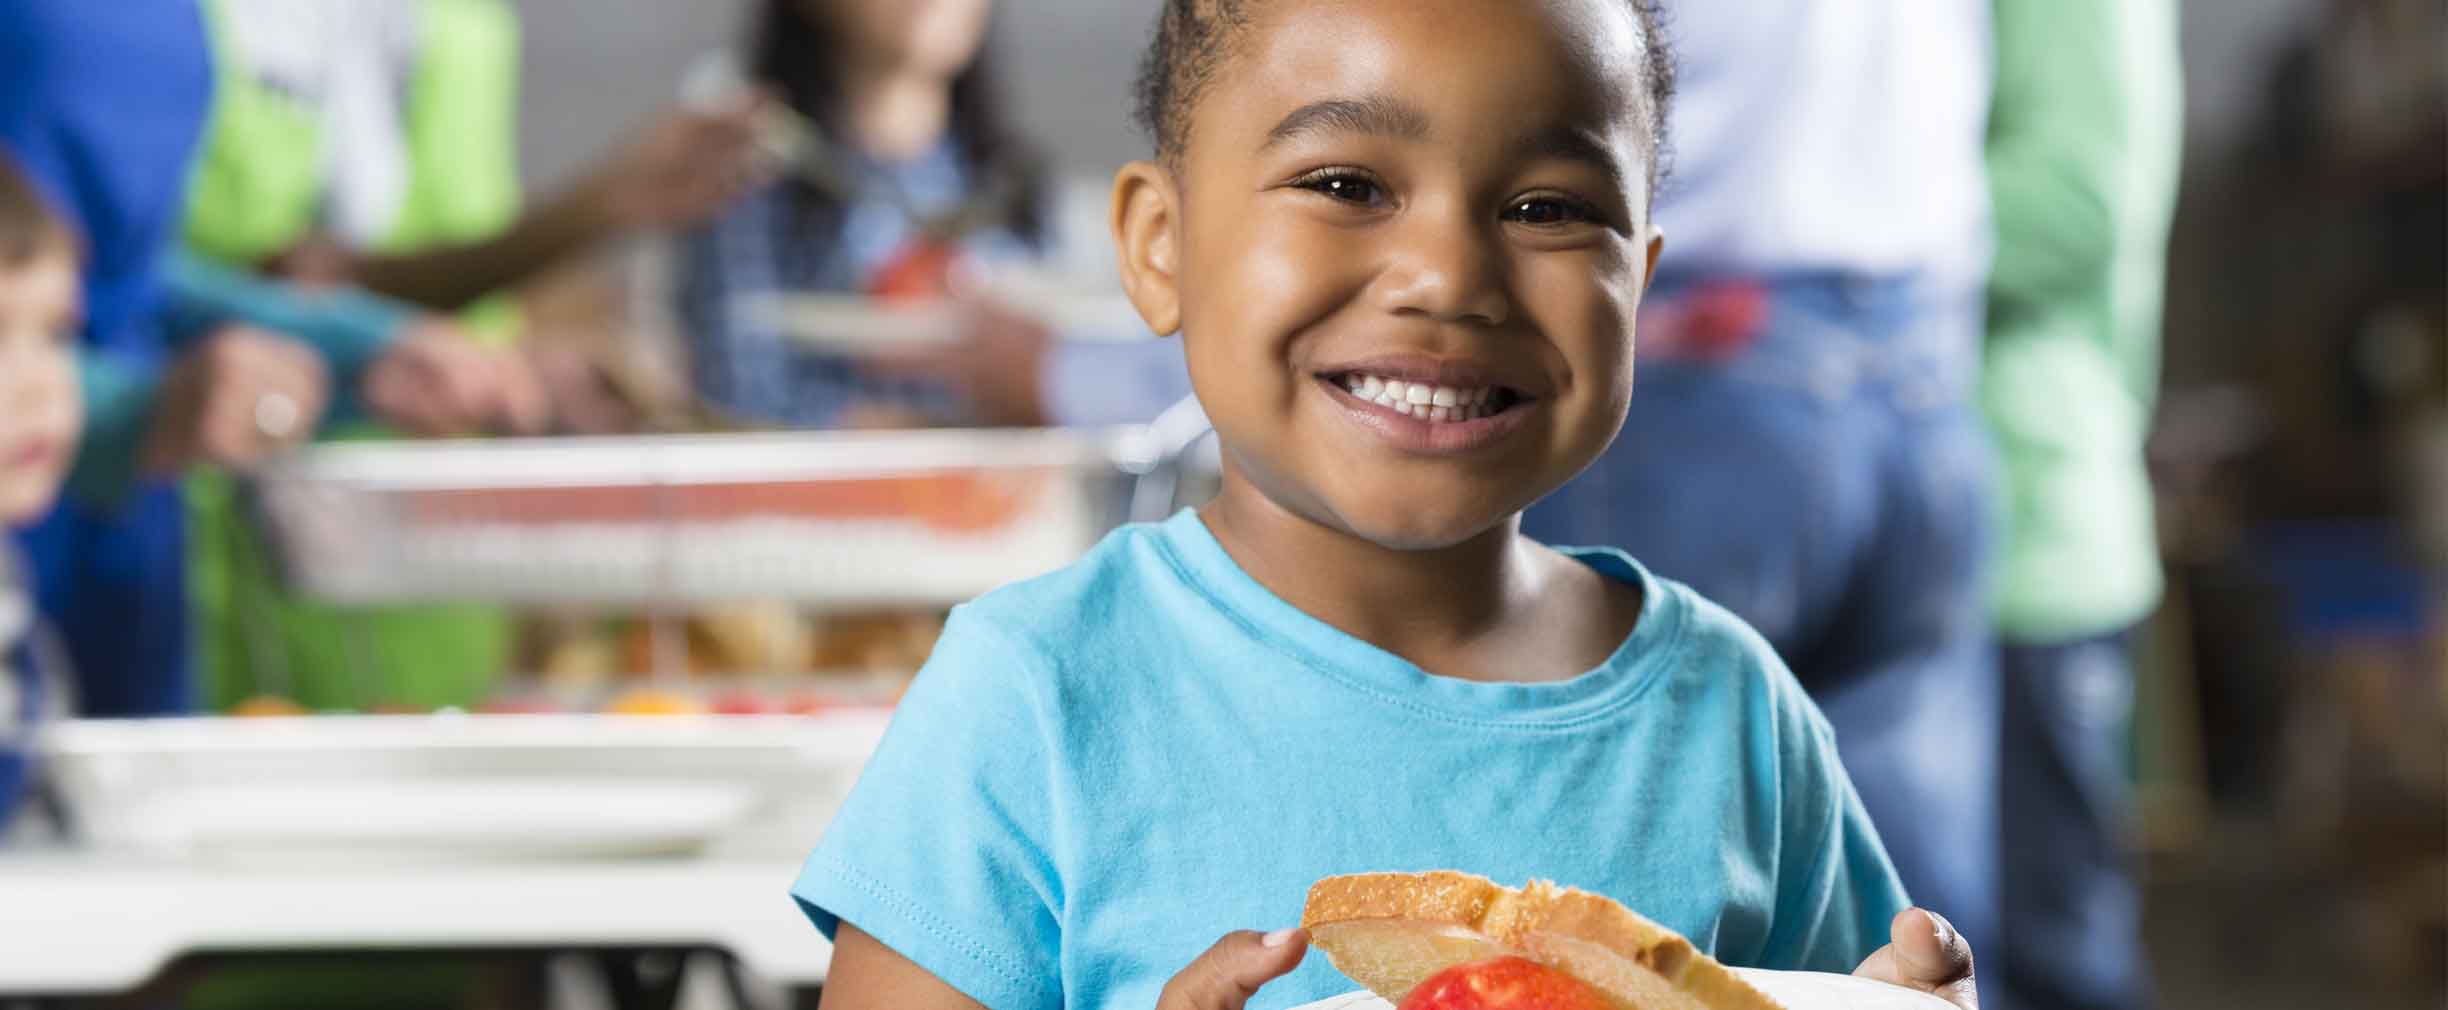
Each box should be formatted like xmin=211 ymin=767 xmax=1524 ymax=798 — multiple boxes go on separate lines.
xmin=793 ymin=3 xmax=1979 ymax=1009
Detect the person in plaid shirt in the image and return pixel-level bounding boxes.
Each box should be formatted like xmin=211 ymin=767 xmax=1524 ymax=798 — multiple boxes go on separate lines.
xmin=676 ymin=0 xmax=1189 ymax=433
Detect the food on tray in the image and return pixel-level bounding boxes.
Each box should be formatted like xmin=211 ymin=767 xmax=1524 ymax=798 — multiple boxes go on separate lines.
xmin=398 ymin=471 xmax=1044 ymax=535
xmin=1303 ymin=871 xmax=1779 ymax=1010
xmin=696 ymin=600 xmax=815 ymax=673
xmin=711 ymin=691 xmax=775 ymax=715
xmin=229 ymin=694 xmax=308 ymax=717
xmin=475 ymin=695 xmax=561 ymax=715
xmin=810 ymin=610 xmax=943 ymax=673
xmin=533 ymin=614 xmax=621 ymax=686
xmin=1400 ymin=956 xmax=1614 ymax=1010
xmin=604 ymin=689 xmax=706 ymax=716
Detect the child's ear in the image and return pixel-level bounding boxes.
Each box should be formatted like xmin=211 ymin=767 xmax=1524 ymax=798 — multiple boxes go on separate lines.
xmin=1641 ymin=223 xmax=1665 ymax=297
xmin=1110 ymin=160 xmax=1183 ymax=337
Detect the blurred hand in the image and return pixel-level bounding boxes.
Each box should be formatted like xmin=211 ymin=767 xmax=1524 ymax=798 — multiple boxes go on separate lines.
xmin=1156 ymin=929 xmax=1309 ymax=1010
xmin=521 ymin=340 xmax=643 ymax=435
xmin=586 ymin=94 xmax=776 ymax=232
xmin=143 ymin=325 xmax=331 ymax=475
xmin=863 ymin=299 xmax=1052 ymax=427
xmin=363 ymin=322 xmax=549 ymax=437
xmin=1852 ymin=908 xmax=1979 ymax=1010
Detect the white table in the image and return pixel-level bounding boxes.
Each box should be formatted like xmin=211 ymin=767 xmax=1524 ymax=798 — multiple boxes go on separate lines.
xmin=0 ymin=852 xmax=830 ymax=998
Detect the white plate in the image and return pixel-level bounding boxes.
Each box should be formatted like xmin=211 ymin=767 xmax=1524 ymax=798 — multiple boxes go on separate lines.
xmin=42 ymin=713 xmax=890 ymax=861
xmin=742 ymin=277 xmax=1150 ymax=352
xmin=740 ymin=293 xmax=965 ymax=349
xmin=1289 ymin=969 xmax=1957 ymax=1010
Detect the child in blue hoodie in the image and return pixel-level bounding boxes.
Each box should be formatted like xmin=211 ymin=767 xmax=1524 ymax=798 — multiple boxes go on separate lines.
xmin=0 ymin=153 xmax=79 ymax=828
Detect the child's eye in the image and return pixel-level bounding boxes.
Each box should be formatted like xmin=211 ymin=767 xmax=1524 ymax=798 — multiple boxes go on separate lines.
xmin=1291 ymin=170 xmax=1388 ymax=208
xmin=1502 ymin=194 xmax=1607 ymax=229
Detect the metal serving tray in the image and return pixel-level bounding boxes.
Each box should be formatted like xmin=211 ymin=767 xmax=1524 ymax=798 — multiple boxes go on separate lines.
xmin=245 ymin=426 xmax=1179 ymax=606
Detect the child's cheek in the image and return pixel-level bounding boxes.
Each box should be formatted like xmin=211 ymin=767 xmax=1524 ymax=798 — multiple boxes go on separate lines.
xmin=1189 ymin=212 xmax=1364 ymax=383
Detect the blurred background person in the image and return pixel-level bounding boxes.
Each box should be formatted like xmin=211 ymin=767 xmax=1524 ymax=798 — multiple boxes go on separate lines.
xmin=176 ymin=0 xmax=769 ymax=716
xmin=0 ymin=153 xmax=80 ymax=834
xmin=675 ymin=0 xmax=1189 ymax=434
xmin=0 ymin=0 xmax=540 ymax=718
xmin=1980 ymin=0 xmax=2184 ymax=1008
xmin=1521 ymin=0 xmax=2005 ymax=968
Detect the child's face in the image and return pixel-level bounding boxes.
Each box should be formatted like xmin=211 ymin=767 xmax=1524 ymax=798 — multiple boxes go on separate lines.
xmin=1117 ymin=0 xmax=1662 ymax=550
xmin=0 ymin=251 xmax=80 ymax=524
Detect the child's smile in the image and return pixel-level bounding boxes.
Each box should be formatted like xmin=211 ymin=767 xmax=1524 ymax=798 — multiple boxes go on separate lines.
xmin=1115 ymin=0 xmax=1664 ymax=551
xmin=1313 ymin=354 xmax=1544 ymax=456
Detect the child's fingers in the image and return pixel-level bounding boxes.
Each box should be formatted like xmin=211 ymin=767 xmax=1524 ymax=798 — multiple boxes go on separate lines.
xmin=1155 ymin=928 xmax=1309 ymax=1010
xmin=1853 ymin=908 xmax=1978 ymax=1010
xmin=1891 ymin=908 xmax=1974 ymax=987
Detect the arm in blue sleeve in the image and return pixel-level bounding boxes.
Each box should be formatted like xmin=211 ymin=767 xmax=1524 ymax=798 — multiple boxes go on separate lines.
xmin=160 ymin=251 xmax=414 ymax=388
xmin=63 ymin=349 xmax=166 ymax=507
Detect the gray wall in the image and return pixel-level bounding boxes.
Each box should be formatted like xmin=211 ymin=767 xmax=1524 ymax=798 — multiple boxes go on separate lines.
xmin=513 ymin=0 xmax=2323 ymax=190
xmin=513 ymin=0 xmax=1155 ymax=190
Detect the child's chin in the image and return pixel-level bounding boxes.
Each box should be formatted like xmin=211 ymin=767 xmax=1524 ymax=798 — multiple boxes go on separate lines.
xmin=1336 ymin=505 xmax=1511 ymax=553
xmin=0 ymin=480 xmax=62 ymax=526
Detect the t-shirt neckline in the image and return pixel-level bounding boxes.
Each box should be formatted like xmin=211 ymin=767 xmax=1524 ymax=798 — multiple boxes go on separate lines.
xmin=1152 ymin=509 xmax=1686 ymax=728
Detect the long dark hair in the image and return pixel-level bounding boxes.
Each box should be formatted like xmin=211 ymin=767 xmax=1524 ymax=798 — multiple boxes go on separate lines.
xmin=750 ymin=0 xmax=1049 ymax=248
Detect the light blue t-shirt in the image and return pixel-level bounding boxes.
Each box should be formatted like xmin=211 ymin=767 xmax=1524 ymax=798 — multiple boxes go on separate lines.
xmin=793 ymin=511 xmax=1909 ymax=1009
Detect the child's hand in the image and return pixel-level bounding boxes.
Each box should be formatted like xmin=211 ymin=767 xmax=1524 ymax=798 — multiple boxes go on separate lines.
xmin=1851 ymin=908 xmax=1978 ymax=1010
xmin=1157 ymin=928 xmax=1309 ymax=1010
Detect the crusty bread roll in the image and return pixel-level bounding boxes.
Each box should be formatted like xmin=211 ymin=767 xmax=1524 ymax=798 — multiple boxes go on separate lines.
xmin=1302 ymin=871 xmax=1784 ymax=1010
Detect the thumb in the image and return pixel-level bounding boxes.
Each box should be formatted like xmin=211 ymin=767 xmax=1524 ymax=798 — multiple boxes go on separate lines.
xmin=1157 ymin=928 xmax=1310 ymax=1010
xmin=1854 ymin=908 xmax=1977 ymax=1010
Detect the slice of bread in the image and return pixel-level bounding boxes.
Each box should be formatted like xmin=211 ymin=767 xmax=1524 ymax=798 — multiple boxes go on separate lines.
xmin=1301 ymin=871 xmax=1785 ymax=1010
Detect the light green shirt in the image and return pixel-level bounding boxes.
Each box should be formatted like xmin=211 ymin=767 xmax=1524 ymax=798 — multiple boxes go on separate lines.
xmin=1981 ymin=0 xmax=2184 ymax=642
xmin=179 ymin=0 xmax=524 ymax=714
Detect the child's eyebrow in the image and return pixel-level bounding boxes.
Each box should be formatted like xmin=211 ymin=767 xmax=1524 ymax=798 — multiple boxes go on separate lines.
xmin=1518 ymin=124 xmax=1632 ymax=195
xmin=1261 ymin=94 xmax=1432 ymax=149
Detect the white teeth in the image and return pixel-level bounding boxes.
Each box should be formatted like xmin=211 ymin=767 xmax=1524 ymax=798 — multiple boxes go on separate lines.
xmin=1338 ymin=373 xmax=1505 ymax=423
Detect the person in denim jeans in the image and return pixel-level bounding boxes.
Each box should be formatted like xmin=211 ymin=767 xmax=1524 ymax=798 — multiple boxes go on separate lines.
xmin=1524 ymin=0 xmax=2004 ymax=978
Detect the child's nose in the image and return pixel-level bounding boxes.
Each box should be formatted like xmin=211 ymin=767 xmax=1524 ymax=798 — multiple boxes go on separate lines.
xmin=1374 ymin=205 xmax=1511 ymax=328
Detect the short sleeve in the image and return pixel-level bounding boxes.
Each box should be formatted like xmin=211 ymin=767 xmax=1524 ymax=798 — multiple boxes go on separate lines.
xmin=1755 ymin=693 xmax=1912 ymax=973
xmin=791 ymin=608 xmax=1065 ymax=1010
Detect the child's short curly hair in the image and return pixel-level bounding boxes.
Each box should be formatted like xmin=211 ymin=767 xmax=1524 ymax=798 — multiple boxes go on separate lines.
xmin=1131 ymin=0 xmax=1675 ymax=187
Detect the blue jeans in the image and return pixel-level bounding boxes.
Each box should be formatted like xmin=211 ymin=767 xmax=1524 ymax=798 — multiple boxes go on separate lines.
xmin=1999 ymin=632 xmax=2148 ymax=1010
xmin=1527 ymin=272 xmax=2001 ymax=956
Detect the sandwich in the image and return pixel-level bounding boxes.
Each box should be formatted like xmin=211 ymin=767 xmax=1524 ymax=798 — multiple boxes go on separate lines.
xmin=1301 ymin=871 xmax=1953 ymax=1010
